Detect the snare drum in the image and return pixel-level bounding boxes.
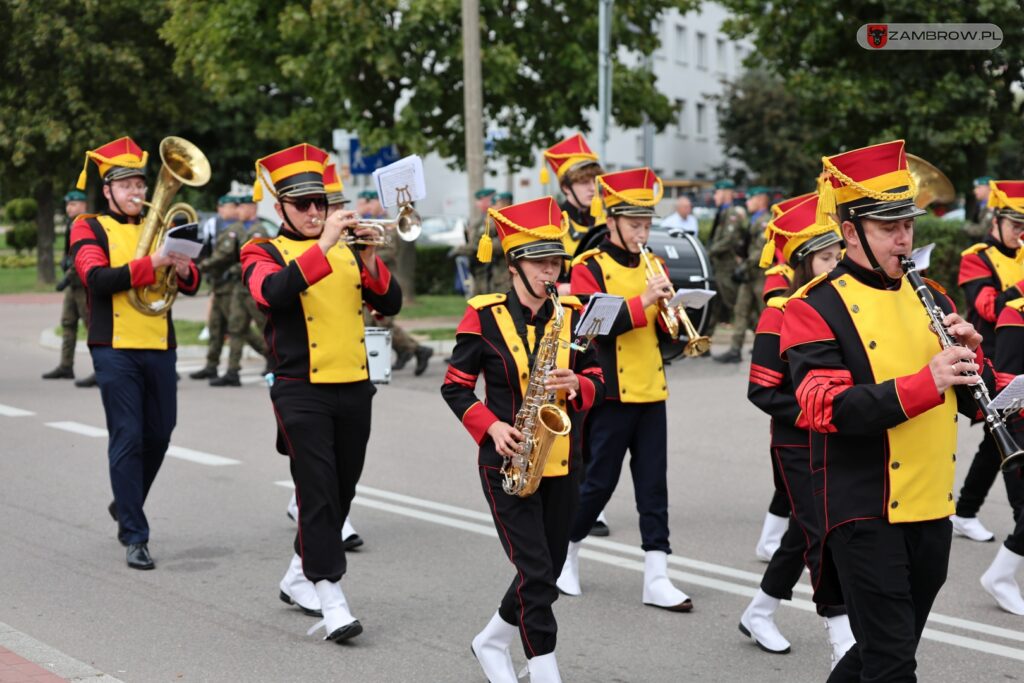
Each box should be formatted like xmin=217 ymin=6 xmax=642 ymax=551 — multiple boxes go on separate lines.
xmin=365 ymin=327 xmax=393 ymax=384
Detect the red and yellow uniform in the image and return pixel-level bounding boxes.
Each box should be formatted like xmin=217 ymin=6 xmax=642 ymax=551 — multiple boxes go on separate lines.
xmin=240 ymin=143 xmax=401 ymax=592
xmin=441 ymin=197 xmax=604 ymax=670
xmin=69 ymin=136 xmax=201 ymax=562
xmin=783 ymin=140 xmax=994 ymax=678
xmin=541 ymin=133 xmax=605 ymax=257
xmin=992 ymin=300 xmax=1024 ymax=558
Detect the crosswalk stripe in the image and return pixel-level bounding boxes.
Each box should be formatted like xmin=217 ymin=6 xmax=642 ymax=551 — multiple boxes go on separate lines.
xmin=166 ymin=445 xmax=240 ymax=466
xmin=45 ymin=421 xmax=107 ymax=437
xmin=0 ymin=403 xmax=35 ymax=417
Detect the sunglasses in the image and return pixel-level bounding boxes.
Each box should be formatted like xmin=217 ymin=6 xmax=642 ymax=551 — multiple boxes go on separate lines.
xmin=285 ymin=197 xmax=328 ymax=212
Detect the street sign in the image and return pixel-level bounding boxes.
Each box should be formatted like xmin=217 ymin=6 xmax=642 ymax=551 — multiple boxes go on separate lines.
xmin=350 ymin=139 xmax=400 ymax=175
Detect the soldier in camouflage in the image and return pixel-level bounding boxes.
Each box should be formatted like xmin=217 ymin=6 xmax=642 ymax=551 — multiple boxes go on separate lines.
xmin=706 ymin=179 xmax=748 ymax=330
xmin=455 ymin=188 xmax=510 ymax=297
xmin=210 ymin=195 xmax=272 ymax=386
xmin=965 ymin=175 xmax=995 ymax=239
xmin=715 ymin=186 xmax=771 ymax=363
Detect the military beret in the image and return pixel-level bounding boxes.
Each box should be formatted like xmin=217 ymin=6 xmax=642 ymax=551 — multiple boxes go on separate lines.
xmin=747 ymin=186 xmax=770 ymax=197
xmin=474 ymin=188 xmax=497 ymax=199
xmin=64 ymin=190 xmax=87 ymax=202
xmin=974 ymin=175 xmax=994 ymax=187
xmin=496 ymin=192 xmax=513 ymax=202
xmin=714 ymin=179 xmax=735 ymax=190
xmin=218 ymin=194 xmax=239 ymax=205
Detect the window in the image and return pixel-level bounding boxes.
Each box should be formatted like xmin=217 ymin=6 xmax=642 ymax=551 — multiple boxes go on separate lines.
xmin=635 ymin=135 xmax=644 ymax=161
xmin=696 ymin=102 xmax=706 ymax=138
xmin=716 ymin=38 xmax=727 ymax=73
xmin=675 ymin=25 xmax=688 ymax=63
xmin=675 ymin=98 xmax=687 ymax=137
xmin=696 ymin=32 xmax=707 ymax=69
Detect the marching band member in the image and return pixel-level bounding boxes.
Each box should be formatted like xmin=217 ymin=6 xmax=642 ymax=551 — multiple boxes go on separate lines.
xmin=951 ymin=180 xmax=1024 ymax=542
xmin=240 ymin=143 xmax=402 ymax=643
xmin=557 ymin=167 xmax=694 ymax=612
xmin=282 ymin=163 xmax=365 ymax=551
xmin=781 ymin=140 xmax=992 ymax=681
xmin=540 ymin=133 xmax=605 ymax=259
xmin=981 ymin=296 xmax=1024 ymax=614
xmin=70 ymin=136 xmax=201 ymax=570
xmin=442 ymin=196 xmax=605 ymax=683
xmin=741 ymin=195 xmax=854 ymax=665
xmin=751 ymin=192 xmax=814 ymax=561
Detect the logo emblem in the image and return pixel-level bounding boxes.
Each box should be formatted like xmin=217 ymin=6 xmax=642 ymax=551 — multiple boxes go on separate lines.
xmin=867 ymin=24 xmax=888 ymax=48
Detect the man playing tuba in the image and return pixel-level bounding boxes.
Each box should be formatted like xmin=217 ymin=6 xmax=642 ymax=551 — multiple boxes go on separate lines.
xmin=70 ymin=136 xmax=201 ymax=571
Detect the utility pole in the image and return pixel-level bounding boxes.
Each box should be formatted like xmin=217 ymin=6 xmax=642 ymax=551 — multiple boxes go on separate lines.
xmin=598 ymin=0 xmax=614 ymax=164
xmin=462 ymin=0 xmax=485 ymax=231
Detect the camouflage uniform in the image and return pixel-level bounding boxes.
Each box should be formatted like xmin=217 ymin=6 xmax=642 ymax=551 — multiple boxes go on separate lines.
xmin=223 ymin=221 xmax=271 ymax=374
xmin=707 ymin=204 xmax=748 ymax=321
xmin=454 ymin=216 xmax=510 ymax=297
xmin=964 ymin=201 xmax=995 ymax=239
xmin=365 ymin=238 xmax=418 ymax=357
xmin=728 ymin=209 xmax=771 ymax=352
xmin=196 ymin=225 xmax=244 ymax=372
xmin=58 ymin=255 xmax=88 ymax=370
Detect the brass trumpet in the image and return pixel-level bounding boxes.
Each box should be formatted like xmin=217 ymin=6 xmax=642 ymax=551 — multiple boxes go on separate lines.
xmin=346 ymin=203 xmax=423 ymax=246
xmin=638 ymin=241 xmax=710 ymax=357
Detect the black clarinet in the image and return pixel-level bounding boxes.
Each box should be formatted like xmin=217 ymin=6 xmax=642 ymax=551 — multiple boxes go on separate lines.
xmin=900 ymin=256 xmax=1024 ymax=472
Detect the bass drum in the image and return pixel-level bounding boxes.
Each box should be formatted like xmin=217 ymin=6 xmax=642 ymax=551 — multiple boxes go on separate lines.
xmin=644 ymin=230 xmax=715 ymax=361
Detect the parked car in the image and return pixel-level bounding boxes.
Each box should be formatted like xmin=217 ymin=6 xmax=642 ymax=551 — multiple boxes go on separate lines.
xmin=418 ymin=215 xmax=467 ymax=247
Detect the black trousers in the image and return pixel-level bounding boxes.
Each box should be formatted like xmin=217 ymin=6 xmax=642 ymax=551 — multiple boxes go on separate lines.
xmin=481 ymin=464 xmax=578 ymax=658
xmin=768 ymin=488 xmax=791 ymax=517
xmin=956 ymin=429 xmax=1024 ymax=519
xmin=827 ymin=518 xmax=951 ymax=683
xmin=272 ymin=379 xmax=374 ymax=583
xmin=569 ymin=400 xmax=670 ymax=551
xmin=92 ymin=346 xmax=176 ymax=545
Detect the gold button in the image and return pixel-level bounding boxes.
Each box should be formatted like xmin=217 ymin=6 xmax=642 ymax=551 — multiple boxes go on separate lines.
xmin=952 ymin=454 xmax=957 ymax=462
xmin=301 ymin=291 xmax=307 ymax=296
xmin=521 ymin=372 xmax=528 ymax=380
xmin=619 ymin=368 xmax=624 ymax=373
xmin=948 ymin=492 xmax=954 ymax=501
xmin=661 ymin=385 xmax=666 ymax=391
xmin=891 ymin=461 xmax=900 ymax=469
xmin=360 ymin=338 xmax=364 ymax=344
xmin=307 ymin=316 xmax=314 ymax=321
xmin=350 ymin=261 xmax=356 ymax=266
xmin=114 ymin=313 xmax=119 ymax=318
xmin=311 ymin=342 xmax=317 ymax=348
xmin=838 ymin=279 xmax=847 ymax=287
xmin=361 ymin=365 xmax=366 ymax=370
xmin=890 ymin=501 xmax=899 ymax=509
xmin=869 ymin=341 xmax=877 ymax=349
xmin=354 ymin=284 xmax=360 ymax=289
xmin=512 ymin=345 xmax=519 ymax=352
xmin=283 ymin=249 xmax=289 ymax=255
xmin=657 ymin=366 xmax=663 ymax=371
xmin=851 ymin=305 xmax=860 ymax=313
xmin=312 ymin=368 xmax=318 ymax=373
xmin=561 ymin=460 xmax=568 ymax=466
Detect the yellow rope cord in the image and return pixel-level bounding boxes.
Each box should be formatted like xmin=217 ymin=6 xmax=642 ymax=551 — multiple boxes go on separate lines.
xmin=595 ymin=173 xmax=665 ymax=207
xmin=477 ymin=205 xmax=569 ymax=262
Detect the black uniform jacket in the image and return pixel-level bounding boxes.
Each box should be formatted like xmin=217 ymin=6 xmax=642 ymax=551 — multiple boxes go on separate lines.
xmin=748 ymin=299 xmax=806 ymax=447
xmin=441 ymin=291 xmax=605 ymax=475
xmin=958 ymin=236 xmax=1024 ymax=358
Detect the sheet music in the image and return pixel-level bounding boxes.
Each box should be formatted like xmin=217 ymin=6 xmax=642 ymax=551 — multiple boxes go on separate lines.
xmin=989 ymin=375 xmax=1024 ymax=413
xmin=158 ymin=222 xmax=203 ymax=259
xmin=667 ymin=288 xmax=716 ymax=310
xmin=372 ymin=155 xmax=426 ymax=208
xmin=574 ymin=293 xmax=623 ymax=337
xmin=910 ymin=243 xmax=936 ymax=271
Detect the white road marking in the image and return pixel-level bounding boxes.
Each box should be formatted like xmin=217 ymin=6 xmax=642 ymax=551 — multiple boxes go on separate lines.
xmin=45 ymin=422 xmax=239 ymax=466
xmin=166 ymin=445 xmax=240 ymax=466
xmin=45 ymin=421 xmax=107 ymax=437
xmin=346 ymin=484 xmax=1024 ymax=658
xmin=0 ymin=403 xmax=34 ymax=417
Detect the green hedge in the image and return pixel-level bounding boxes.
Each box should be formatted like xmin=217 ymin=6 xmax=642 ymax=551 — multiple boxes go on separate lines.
xmin=914 ymin=216 xmax=972 ymax=310
xmin=3 ymin=198 xmax=38 ymax=254
xmin=415 ymin=244 xmax=460 ymax=295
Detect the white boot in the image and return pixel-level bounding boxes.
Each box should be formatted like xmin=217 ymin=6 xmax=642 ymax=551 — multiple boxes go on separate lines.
xmin=642 ymin=550 xmax=692 ymax=611
xmin=951 ymin=514 xmax=996 ymax=542
xmin=526 ymin=652 xmax=562 ymax=683
xmin=309 ymin=580 xmax=361 ymax=642
xmin=738 ymin=589 xmax=790 ymax=653
xmin=470 ymin=611 xmax=518 ymax=683
xmin=278 ymin=554 xmax=321 ymax=616
xmin=755 ymin=512 xmax=789 ymax=562
xmin=824 ymin=614 xmax=856 ymax=670
xmin=198 ymin=325 xmax=210 ymax=341
xmin=981 ymin=545 xmax=1024 ymax=615
xmin=342 ymin=516 xmax=364 ymax=550
xmin=286 ymin=492 xmax=298 ymax=522
xmin=556 ymin=541 xmax=582 ymax=596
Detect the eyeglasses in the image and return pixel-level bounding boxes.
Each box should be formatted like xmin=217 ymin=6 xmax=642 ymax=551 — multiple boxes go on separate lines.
xmin=112 ymin=182 xmax=147 ymax=193
xmin=285 ymin=197 xmax=328 ymax=212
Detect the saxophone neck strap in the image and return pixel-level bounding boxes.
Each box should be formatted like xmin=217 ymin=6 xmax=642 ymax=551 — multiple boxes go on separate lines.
xmin=507 ymin=288 xmax=550 ymax=371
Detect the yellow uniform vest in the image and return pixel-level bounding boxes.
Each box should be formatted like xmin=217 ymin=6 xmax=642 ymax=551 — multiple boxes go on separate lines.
xmin=592 ymin=251 xmax=667 ymax=403
xmin=832 ymin=275 xmax=957 ymax=522
xmin=964 ymin=242 xmax=1024 ymax=290
xmin=486 ymin=294 xmax=577 ymax=477
xmin=101 ymin=215 xmax=170 ymax=350
xmin=273 ymin=235 xmax=368 ymax=383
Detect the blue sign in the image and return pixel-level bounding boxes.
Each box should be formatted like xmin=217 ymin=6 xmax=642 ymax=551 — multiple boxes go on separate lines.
xmin=349 ymin=139 xmax=400 ymax=175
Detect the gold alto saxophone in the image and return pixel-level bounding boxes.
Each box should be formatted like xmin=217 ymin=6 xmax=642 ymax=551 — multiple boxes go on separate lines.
xmin=502 ymin=283 xmax=572 ymax=497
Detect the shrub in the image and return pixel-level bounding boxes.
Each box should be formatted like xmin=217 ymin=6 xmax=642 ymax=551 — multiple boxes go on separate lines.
xmin=914 ymin=215 xmax=972 ymax=310
xmin=3 ymin=198 xmax=38 ymax=254
xmin=415 ymin=244 xmax=460 ymax=295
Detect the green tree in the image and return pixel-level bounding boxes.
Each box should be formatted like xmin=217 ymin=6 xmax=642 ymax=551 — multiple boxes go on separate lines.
xmin=0 ymin=0 xmax=266 ymax=285
xmin=162 ymin=0 xmax=696 ymax=173
xmin=717 ymin=0 xmax=1024 ymax=202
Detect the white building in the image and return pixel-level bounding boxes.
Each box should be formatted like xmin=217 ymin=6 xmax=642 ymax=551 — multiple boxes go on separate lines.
xmin=341 ymin=3 xmax=750 ymax=220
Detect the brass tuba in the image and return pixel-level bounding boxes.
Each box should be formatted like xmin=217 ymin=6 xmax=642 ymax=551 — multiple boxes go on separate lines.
xmin=127 ymin=136 xmax=211 ymax=316
xmin=906 ymin=154 xmax=955 ymax=209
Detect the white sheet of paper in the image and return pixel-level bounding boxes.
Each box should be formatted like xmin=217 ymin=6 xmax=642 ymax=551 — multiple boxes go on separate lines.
xmin=575 ymin=293 xmax=623 ymax=337
xmin=158 ymin=223 xmax=203 ymax=259
xmin=910 ymin=243 xmax=936 ymax=271
xmin=667 ymin=288 xmax=716 ymax=310
xmin=372 ymin=155 xmax=427 ymax=208
xmin=989 ymin=375 xmax=1024 ymax=413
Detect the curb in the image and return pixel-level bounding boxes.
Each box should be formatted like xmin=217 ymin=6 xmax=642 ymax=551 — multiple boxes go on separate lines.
xmin=0 ymin=621 xmax=123 ymax=682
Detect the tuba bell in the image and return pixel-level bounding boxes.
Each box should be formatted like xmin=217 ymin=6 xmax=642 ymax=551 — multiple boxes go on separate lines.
xmin=127 ymin=136 xmax=211 ymax=316
xmin=906 ymin=154 xmax=955 ymax=209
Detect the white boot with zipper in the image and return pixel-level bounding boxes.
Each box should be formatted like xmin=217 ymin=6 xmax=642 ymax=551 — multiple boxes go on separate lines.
xmin=981 ymin=544 xmax=1024 ymax=615
xmin=470 ymin=611 xmax=518 ymax=683
xmin=738 ymin=589 xmax=790 ymax=653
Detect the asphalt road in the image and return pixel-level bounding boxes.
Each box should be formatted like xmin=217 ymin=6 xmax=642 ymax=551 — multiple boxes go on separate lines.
xmin=1 ymin=293 xmax=1022 ymax=682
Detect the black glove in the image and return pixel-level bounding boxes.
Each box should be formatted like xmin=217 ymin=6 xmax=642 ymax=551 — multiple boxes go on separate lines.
xmin=55 ymin=275 xmax=70 ymax=292
xmin=731 ymin=264 xmax=750 ymax=284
